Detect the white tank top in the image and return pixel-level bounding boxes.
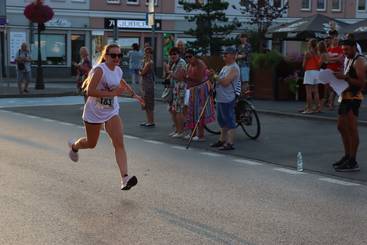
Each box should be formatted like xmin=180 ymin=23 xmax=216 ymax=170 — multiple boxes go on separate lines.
xmin=82 ymin=63 xmax=122 ymax=123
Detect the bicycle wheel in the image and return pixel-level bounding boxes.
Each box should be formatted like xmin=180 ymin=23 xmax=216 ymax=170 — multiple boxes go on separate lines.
xmin=236 ymin=100 xmax=261 ymax=139
xmin=204 ymin=122 xmax=221 ymax=135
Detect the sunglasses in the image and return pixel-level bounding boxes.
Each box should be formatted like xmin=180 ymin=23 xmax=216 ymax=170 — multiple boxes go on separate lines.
xmin=107 ymin=53 xmax=122 ymax=59
xmin=185 ymin=55 xmax=193 ymax=59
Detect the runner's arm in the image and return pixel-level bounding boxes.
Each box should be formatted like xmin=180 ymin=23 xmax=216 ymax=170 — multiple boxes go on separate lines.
xmin=86 ymin=67 xmax=122 ymax=97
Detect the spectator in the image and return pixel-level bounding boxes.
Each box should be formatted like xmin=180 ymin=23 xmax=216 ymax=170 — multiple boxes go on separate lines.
xmin=209 ymin=47 xmax=240 ymax=150
xmin=302 ymin=39 xmax=321 ymax=114
xmin=326 ymin=30 xmax=344 ymax=110
xmin=318 ymin=40 xmax=329 ymax=112
xmin=333 ymin=39 xmax=366 ymax=172
xmin=168 ymin=47 xmax=187 ymax=137
xmin=73 ymin=46 xmax=92 ymax=102
xmin=15 ymin=42 xmax=32 ymax=95
xmin=127 ymin=43 xmax=143 ymax=84
xmin=184 ymin=49 xmax=215 ymax=141
xmin=139 ymin=47 xmax=155 ymax=127
xmin=175 ymin=40 xmax=186 ymax=59
xmin=163 ymin=33 xmax=175 ymax=78
xmin=237 ymin=33 xmax=252 ymax=94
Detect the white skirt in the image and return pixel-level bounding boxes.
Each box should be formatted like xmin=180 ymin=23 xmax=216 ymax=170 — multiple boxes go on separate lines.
xmin=304 ymin=70 xmax=321 ymax=85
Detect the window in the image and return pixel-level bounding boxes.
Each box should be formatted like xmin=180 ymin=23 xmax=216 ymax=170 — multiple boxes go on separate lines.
xmin=127 ymin=0 xmax=139 ymax=4
xmin=107 ymin=0 xmax=120 ymax=4
xmin=273 ymin=0 xmax=283 ymax=8
xmin=358 ymin=0 xmax=366 ymax=11
xmin=301 ymin=0 xmax=311 ymax=10
xmin=332 ymin=0 xmax=341 ymax=11
xmin=317 ymin=0 xmax=326 ymax=11
xmin=258 ymin=0 xmax=265 ymax=7
xmin=31 ymin=34 xmax=67 ymax=65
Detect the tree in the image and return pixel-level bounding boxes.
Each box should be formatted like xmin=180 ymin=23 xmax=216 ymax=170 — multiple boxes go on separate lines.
xmin=24 ymin=0 xmax=54 ymax=89
xmin=179 ymin=0 xmax=240 ymax=55
xmin=234 ymin=0 xmax=288 ymax=52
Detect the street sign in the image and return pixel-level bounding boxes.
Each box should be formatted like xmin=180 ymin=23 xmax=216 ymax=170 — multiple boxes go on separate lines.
xmin=104 ymin=18 xmax=161 ymax=30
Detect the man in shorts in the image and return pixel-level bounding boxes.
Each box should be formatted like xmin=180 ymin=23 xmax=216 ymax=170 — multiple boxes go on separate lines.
xmin=237 ymin=33 xmax=252 ymax=95
xmin=333 ymin=39 xmax=366 ymax=172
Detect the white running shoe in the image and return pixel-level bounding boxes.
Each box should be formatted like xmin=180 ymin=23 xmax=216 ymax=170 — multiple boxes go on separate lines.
xmin=68 ymin=139 xmax=79 ymax=162
xmin=172 ymin=133 xmax=183 ymax=138
xmin=121 ymin=175 xmax=138 ymax=190
xmin=168 ymin=131 xmax=176 ymax=136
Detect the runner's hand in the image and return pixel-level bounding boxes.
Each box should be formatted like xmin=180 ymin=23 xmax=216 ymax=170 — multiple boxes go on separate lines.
xmin=133 ymin=94 xmax=145 ymax=107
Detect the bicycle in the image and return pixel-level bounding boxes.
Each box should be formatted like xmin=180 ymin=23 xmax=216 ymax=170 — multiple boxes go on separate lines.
xmin=204 ymin=90 xmax=261 ymax=140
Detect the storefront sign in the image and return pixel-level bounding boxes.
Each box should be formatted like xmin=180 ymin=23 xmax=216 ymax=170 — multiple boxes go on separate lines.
xmin=46 ymin=17 xmax=72 ymax=28
xmin=92 ymin=30 xmax=104 ymax=36
xmin=9 ymin=32 xmax=26 ymax=63
xmin=104 ymin=18 xmax=161 ymax=30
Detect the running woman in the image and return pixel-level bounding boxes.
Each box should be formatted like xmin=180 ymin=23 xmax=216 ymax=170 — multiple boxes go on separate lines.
xmin=68 ymin=43 xmax=138 ymax=190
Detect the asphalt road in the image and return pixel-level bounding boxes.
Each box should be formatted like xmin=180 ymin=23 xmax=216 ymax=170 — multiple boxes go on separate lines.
xmin=2 ymin=96 xmax=367 ymax=183
xmin=0 ymin=98 xmax=367 ymax=244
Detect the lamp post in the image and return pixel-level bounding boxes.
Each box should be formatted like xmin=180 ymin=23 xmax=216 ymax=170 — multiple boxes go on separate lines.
xmin=148 ymin=0 xmax=155 ymax=66
xmin=24 ymin=0 xmax=54 ymax=90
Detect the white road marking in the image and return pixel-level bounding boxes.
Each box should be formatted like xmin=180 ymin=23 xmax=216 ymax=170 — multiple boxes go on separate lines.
xmin=233 ymin=159 xmax=263 ymax=166
xmin=171 ymin=146 xmax=187 ymax=150
xmin=25 ymin=115 xmax=39 ymax=119
xmin=58 ymin=122 xmax=75 ymax=127
xmin=319 ymin=178 xmax=360 ymax=186
xmin=200 ymin=152 xmax=223 ymax=157
xmin=273 ymin=168 xmax=306 ymax=175
xmin=124 ymin=135 xmax=140 ymax=140
xmin=143 ymin=140 xmax=164 ymax=145
xmin=42 ymin=118 xmax=56 ymax=123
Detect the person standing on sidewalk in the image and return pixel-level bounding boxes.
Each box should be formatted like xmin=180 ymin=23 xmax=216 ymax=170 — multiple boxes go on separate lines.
xmin=68 ymin=43 xmax=138 ymax=190
xmin=236 ymin=33 xmax=252 ymax=95
xmin=326 ymin=30 xmax=344 ymax=110
xmin=139 ymin=46 xmax=155 ymax=127
xmin=15 ymin=42 xmax=32 ymax=95
xmin=333 ymin=39 xmax=366 ymax=172
xmin=127 ymin=43 xmax=143 ymax=85
xmin=302 ymin=38 xmax=321 ymax=114
xmin=73 ymin=47 xmax=92 ymax=102
xmin=209 ymin=47 xmax=240 ymax=151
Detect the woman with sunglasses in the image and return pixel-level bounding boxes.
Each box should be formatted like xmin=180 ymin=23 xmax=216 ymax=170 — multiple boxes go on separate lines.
xmin=184 ymin=49 xmax=215 ymax=141
xmin=68 ymin=43 xmax=138 ymax=191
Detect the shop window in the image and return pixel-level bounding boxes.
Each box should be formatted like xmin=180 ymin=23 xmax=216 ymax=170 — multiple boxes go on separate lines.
xmin=301 ymin=0 xmax=311 ymax=10
xmin=145 ymin=0 xmax=158 ymax=6
xmin=107 ymin=0 xmax=120 ymax=4
xmin=317 ymin=0 xmax=326 ymax=11
xmin=273 ymin=0 xmax=283 ymax=8
xmin=358 ymin=0 xmax=366 ymax=11
xmin=31 ymin=34 xmax=66 ymax=65
xmin=332 ymin=0 xmax=341 ymax=11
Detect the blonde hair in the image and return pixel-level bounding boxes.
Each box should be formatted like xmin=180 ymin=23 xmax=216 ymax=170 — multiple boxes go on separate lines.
xmin=82 ymin=43 xmax=120 ymax=92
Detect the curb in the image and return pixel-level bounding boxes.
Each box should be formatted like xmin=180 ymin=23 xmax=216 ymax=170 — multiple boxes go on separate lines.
xmin=257 ymin=109 xmax=367 ymax=126
xmin=0 ymin=91 xmax=78 ymax=99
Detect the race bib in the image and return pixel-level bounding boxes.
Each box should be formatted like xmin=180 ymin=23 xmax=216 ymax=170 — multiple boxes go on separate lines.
xmin=96 ymin=97 xmax=114 ymax=109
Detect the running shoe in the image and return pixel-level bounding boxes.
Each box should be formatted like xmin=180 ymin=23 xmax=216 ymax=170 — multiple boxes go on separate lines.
xmin=68 ymin=139 xmax=79 ymax=162
xmin=121 ymin=175 xmax=138 ymax=190
xmin=335 ymin=159 xmax=360 ymax=172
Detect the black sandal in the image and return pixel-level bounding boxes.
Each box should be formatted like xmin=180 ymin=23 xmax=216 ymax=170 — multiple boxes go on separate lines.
xmin=219 ymin=144 xmax=235 ymax=151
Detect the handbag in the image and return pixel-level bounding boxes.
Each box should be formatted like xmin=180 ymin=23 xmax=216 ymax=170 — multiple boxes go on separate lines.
xmin=161 ymin=87 xmax=173 ymax=103
xmin=17 ymin=50 xmax=26 ymax=70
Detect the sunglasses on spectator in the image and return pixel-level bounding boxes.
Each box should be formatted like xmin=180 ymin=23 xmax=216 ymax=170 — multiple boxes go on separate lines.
xmin=185 ymin=55 xmax=193 ymax=59
xmin=107 ymin=53 xmax=123 ymax=59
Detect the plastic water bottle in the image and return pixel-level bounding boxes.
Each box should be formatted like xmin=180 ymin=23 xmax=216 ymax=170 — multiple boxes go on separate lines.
xmin=297 ymin=152 xmax=303 ymax=172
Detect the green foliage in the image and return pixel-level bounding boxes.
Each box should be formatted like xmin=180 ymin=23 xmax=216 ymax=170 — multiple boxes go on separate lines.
xmin=251 ymin=50 xmax=283 ymax=70
xmin=179 ymin=0 xmax=240 ymax=55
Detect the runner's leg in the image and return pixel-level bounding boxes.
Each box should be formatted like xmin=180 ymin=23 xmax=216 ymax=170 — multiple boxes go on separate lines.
xmin=73 ymin=122 xmax=101 ymax=150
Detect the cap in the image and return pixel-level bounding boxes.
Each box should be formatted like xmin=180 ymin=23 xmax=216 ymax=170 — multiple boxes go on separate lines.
xmin=223 ymin=46 xmax=237 ymax=54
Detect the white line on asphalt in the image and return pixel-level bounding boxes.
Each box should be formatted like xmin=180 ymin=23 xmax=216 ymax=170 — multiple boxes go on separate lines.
xmin=171 ymin=145 xmax=187 ymax=150
xmin=273 ymin=168 xmax=306 ymax=175
xmin=143 ymin=140 xmax=164 ymax=145
xmin=233 ymin=159 xmax=263 ymax=166
xmin=58 ymin=122 xmax=75 ymax=127
xmin=200 ymin=152 xmax=223 ymax=157
xmin=124 ymin=135 xmax=140 ymax=140
xmin=319 ymin=178 xmax=360 ymax=186
xmin=25 ymin=115 xmax=39 ymax=119
xmin=42 ymin=118 xmax=56 ymax=123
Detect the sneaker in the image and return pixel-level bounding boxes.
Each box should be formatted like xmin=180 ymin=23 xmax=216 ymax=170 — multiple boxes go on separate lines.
xmin=332 ymin=155 xmax=349 ymax=168
xmin=145 ymin=123 xmax=155 ymax=127
xmin=68 ymin=139 xmax=79 ymax=162
xmin=210 ymin=140 xmax=224 ymax=147
xmin=335 ymin=159 xmax=360 ymax=172
xmin=192 ymin=136 xmax=205 ymax=142
xmin=121 ymin=175 xmax=138 ymax=190
xmin=172 ymin=133 xmax=183 ymax=138
xmin=219 ymin=143 xmax=235 ymax=151
xmin=169 ymin=131 xmax=176 ymax=136
xmin=183 ymin=134 xmax=191 ymax=140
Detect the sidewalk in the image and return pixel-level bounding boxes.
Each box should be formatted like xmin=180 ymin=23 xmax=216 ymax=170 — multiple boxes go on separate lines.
xmin=1 ymin=79 xmax=367 ymax=124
